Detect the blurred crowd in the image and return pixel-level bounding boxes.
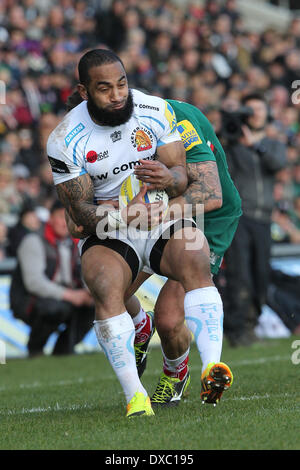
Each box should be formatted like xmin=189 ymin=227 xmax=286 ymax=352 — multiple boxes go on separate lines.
xmin=0 ymin=0 xmax=300 ymax=260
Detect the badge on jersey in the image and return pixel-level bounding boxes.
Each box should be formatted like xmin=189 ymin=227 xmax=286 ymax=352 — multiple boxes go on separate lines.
xmin=110 ymin=130 xmax=121 ymax=143
xmin=177 ymin=120 xmax=202 ymax=151
xmin=131 ymin=127 xmax=153 ymax=152
xmin=164 ymin=102 xmax=177 ymax=134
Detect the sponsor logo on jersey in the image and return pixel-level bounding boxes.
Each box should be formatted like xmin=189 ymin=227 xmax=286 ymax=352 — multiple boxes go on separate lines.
xmin=131 ymin=127 xmax=153 ymax=152
xmin=164 ymin=101 xmax=177 ymax=133
xmin=86 ymin=150 xmax=109 ymax=163
xmin=135 ymin=103 xmax=159 ymax=111
xmin=91 ymin=155 xmax=155 ymax=181
xmin=48 ymin=156 xmax=70 ymax=174
xmin=64 ymin=122 xmax=85 ymax=147
xmin=110 ymin=130 xmax=121 ymax=142
xmin=86 ymin=150 xmax=97 ymax=163
xmin=177 ymin=120 xmax=202 ymax=150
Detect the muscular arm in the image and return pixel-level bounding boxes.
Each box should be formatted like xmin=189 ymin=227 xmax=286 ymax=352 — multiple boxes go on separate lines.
xmin=156 ymin=141 xmax=187 ymax=198
xmin=56 ymin=173 xmax=103 ymax=237
xmin=58 ymin=174 xmax=162 ymax=237
xmin=135 ymin=141 xmax=188 ymax=198
xmin=169 ymin=161 xmax=222 ymax=216
xmin=65 ymin=210 xmax=85 ymax=239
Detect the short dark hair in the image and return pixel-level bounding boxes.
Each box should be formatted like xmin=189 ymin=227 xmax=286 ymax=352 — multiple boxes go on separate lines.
xmin=20 ymin=200 xmax=36 ymax=218
xmin=78 ymin=49 xmax=124 ymax=87
xmin=241 ymin=92 xmax=267 ymax=106
xmin=50 ymin=199 xmax=65 ymax=214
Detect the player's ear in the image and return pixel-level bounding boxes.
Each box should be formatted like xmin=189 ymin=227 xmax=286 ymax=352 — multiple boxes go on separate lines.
xmin=77 ymin=83 xmax=88 ymax=101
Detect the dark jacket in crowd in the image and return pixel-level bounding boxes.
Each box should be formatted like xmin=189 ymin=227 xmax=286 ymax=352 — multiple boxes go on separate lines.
xmin=10 ymin=222 xmax=82 ymax=323
xmin=225 ymin=137 xmax=286 ymax=222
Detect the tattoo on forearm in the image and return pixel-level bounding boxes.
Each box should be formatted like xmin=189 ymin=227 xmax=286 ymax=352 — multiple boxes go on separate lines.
xmin=183 ymin=161 xmax=222 ymax=209
xmin=56 ymin=173 xmax=105 ymax=235
xmin=166 ymin=166 xmax=187 ymax=198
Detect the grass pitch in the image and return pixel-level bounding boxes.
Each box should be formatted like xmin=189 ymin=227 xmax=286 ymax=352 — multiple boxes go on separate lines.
xmin=0 ymin=337 xmax=300 ymax=450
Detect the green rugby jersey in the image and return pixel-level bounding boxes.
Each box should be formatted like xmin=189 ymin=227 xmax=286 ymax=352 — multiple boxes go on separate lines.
xmin=167 ymin=100 xmax=242 ymax=272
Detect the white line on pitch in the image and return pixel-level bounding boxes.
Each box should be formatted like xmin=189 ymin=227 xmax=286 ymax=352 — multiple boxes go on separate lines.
xmin=0 ymin=402 xmax=95 ymax=416
xmin=0 ymin=391 xmax=296 ymax=417
xmin=0 ymin=353 xmax=291 ymax=393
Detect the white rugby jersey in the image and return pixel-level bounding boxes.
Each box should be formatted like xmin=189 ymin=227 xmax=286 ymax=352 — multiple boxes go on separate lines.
xmin=47 ymin=89 xmax=181 ymax=201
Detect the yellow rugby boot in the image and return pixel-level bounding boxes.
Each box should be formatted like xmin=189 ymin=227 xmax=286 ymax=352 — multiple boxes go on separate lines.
xmin=126 ymin=392 xmax=155 ymax=418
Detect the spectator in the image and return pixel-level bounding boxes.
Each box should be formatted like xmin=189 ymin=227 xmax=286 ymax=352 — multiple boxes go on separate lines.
xmin=95 ymin=0 xmax=127 ymax=51
xmin=9 ymin=200 xmax=94 ymax=357
xmin=0 ymin=165 xmax=22 ymax=216
xmin=220 ymin=93 xmax=287 ymax=346
xmin=15 ymin=128 xmax=42 ymax=172
xmin=0 ymin=220 xmax=8 ymax=260
xmin=6 ymin=199 xmax=41 ymax=257
xmin=292 ymin=159 xmax=300 ymax=197
xmin=272 ymin=195 xmax=300 ymax=244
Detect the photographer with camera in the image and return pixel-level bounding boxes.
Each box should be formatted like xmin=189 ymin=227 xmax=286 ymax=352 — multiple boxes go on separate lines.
xmin=220 ymin=93 xmax=287 ymax=346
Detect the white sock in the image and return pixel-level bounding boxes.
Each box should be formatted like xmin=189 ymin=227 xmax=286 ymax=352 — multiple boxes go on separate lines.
xmin=184 ymin=287 xmax=223 ymax=373
xmin=94 ymin=312 xmax=147 ymax=403
xmin=132 ymin=307 xmax=147 ymax=333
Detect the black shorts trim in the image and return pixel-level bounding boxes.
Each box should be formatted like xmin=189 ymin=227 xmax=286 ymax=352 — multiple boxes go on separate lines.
xmin=81 ymin=236 xmax=140 ymax=282
xmin=149 ymin=219 xmax=197 ymax=275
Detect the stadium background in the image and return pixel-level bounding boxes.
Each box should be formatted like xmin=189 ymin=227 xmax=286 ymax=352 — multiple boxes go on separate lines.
xmin=0 ymin=0 xmax=300 ymax=358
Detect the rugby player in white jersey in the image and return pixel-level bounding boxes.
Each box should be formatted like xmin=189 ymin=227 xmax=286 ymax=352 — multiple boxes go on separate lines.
xmin=47 ymin=49 xmax=222 ymax=418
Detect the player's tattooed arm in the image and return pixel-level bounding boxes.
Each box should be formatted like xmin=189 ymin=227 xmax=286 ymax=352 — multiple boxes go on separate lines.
xmin=165 ymin=166 xmax=187 ymax=198
xmin=169 ymin=161 xmax=222 ymax=216
xmin=135 ymin=141 xmax=188 ymax=197
xmin=56 ymin=173 xmax=104 ymax=237
xmin=184 ymin=161 xmax=222 ymax=213
xmin=65 ymin=210 xmax=86 ymax=239
xmin=157 ymin=141 xmax=187 ymax=198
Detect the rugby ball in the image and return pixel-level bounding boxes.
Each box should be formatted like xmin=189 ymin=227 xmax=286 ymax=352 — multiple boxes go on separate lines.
xmin=119 ymin=173 xmax=169 ymax=227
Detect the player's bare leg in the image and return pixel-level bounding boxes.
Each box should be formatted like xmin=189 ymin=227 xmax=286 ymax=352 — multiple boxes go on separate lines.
xmin=81 ymin=245 xmax=154 ymax=417
xmin=154 ymin=280 xmax=190 ymax=360
xmin=159 ymin=226 xmax=220 ymax=369
xmin=149 ymin=279 xmax=191 ymax=407
xmin=82 ymin=245 xmax=131 ymax=319
xmin=154 ymin=226 xmax=232 ymax=406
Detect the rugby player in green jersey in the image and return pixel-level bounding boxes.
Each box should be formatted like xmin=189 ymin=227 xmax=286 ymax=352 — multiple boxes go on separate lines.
xmin=131 ymin=99 xmax=242 ymax=407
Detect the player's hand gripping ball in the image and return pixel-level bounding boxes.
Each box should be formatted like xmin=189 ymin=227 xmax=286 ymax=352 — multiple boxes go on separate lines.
xmin=119 ymin=173 xmax=169 ymax=230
